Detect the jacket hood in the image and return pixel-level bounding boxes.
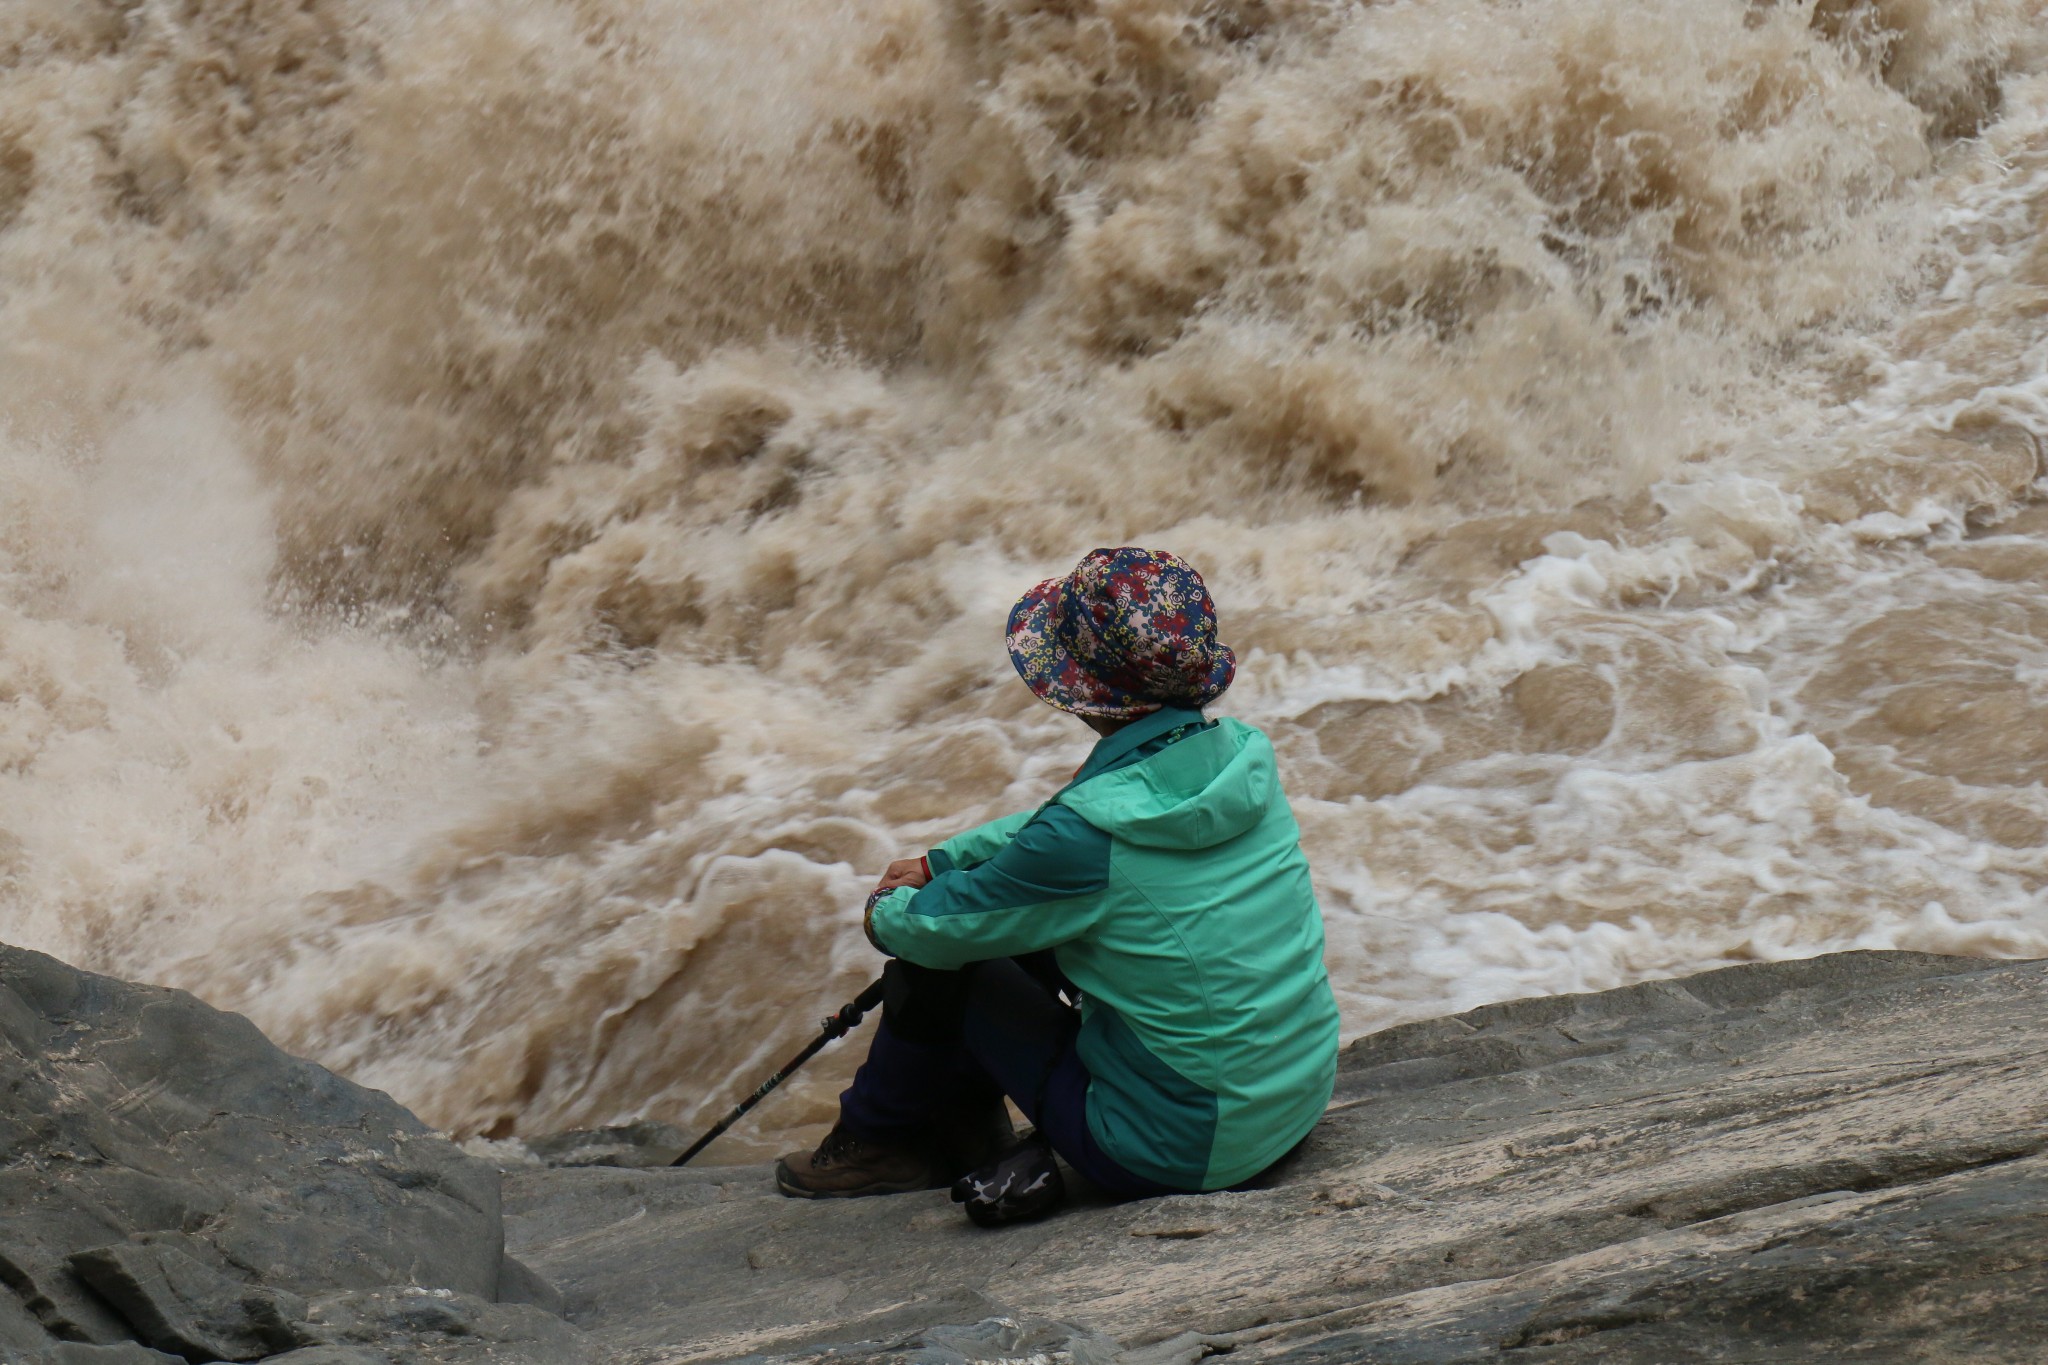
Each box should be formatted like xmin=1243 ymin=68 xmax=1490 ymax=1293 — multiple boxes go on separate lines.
xmin=1060 ymin=718 xmax=1277 ymax=849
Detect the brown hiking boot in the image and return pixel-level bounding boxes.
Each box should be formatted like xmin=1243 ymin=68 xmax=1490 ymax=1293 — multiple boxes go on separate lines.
xmin=774 ymin=1126 xmax=936 ymax=1199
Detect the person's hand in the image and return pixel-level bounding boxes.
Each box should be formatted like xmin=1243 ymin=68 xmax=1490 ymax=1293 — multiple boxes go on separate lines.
xmin=874 ymin=857 xmax=931 ymax=893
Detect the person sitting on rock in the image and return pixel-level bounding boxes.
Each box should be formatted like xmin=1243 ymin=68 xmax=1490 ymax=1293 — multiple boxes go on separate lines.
xmin=775 ymin=547 xmax=1341 ymax=1219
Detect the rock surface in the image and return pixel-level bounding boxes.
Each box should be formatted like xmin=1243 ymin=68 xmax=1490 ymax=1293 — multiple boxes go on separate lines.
xmin=67 ymin=1237 xmax=312 ymax=1362
xmin=521 ymin=1124 xmax=689 ymax=1172
xmin=501 ymin=950 xmax=2048 ymax=1363
xmin=7 ymin=943 xmax=2044 ymax=1362
xmin=0 ymin=943 xmax=584 ymax=1364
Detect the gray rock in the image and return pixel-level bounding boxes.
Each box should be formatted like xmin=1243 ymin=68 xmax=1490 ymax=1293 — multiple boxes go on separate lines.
xmin=12 ymin=937 xmax=2043 ymax=1362
xmin=522 ymin=1122 xmax=688 ymax=1170
xmin=0 ymin=943 xmax=509 ymax=1355
xmin=729 ymin=1315 xmax=1123 ymax=1365
xmin=293 ymin=1287 xmax=588 ymax=1364
xmin=0 ymin=1279 xmax=63 ymax=1353
xmin=1257 ymin=1151 xmax=2048 ymax=1362
xmin=491 ymin=1260 xmax=564 ymax=1320
xmin=502 ymin=950 xmax=2048 ymax=1363
xmin=18 ymin=1345 xmax=185 ymax=1364
xmin=67 ymin=1237 xmax=313 ymax=1362
xmin=0 ymin=1243 xmax=136 ymax=1347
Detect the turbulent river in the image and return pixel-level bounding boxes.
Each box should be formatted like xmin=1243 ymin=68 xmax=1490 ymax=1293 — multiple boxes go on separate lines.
xmin=5 ymin=0 xmax=2048 ymax=1157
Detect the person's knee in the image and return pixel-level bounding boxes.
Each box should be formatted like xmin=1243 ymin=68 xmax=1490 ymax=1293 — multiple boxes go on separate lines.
xmin=960 ymin=959 xmax=1075 ymax=1047
xmin=880 ymin=958 xmax=972 ymax=1045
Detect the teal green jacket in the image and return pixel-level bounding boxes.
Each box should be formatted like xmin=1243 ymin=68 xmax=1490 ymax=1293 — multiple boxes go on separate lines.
xmin=868 ymin=707 xmax=1339 ymax=1191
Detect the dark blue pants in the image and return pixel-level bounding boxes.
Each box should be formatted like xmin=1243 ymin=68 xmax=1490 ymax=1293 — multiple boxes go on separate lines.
xmin=837 ymin=957 xmax=1178 ymax=1199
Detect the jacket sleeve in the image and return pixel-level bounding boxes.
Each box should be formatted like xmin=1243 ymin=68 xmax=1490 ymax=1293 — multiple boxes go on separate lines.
xmin=927 ymin=808 xmax=1038 ymax=874
xmin=871 ymin=804 xmax=1113 ymax=970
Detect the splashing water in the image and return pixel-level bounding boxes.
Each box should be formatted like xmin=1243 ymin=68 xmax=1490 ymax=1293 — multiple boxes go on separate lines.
xmin=4 ymin=0 xmax=2048 ymax=1153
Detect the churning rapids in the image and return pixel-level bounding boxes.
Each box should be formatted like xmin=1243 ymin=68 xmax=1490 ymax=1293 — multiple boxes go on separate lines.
xmin=5 ymin=0 xmax=2048 ymax=1158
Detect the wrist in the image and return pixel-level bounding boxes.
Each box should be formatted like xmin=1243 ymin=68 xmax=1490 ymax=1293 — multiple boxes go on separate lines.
xmin=863 ymin=887 xmax=896 ymax=957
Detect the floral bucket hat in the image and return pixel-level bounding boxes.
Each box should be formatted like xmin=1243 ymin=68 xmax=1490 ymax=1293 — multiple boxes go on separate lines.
xmin=1006 ymin=547 xmax=1237 ymax=719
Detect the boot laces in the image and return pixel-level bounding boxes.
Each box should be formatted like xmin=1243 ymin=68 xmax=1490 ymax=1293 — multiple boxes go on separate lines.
xmin=812 ymin=1126 xmax=866 ymax=1168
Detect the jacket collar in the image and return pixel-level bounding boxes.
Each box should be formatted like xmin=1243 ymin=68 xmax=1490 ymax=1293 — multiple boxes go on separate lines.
xmin=1070 ymin=706 xmax=1206 ymax=786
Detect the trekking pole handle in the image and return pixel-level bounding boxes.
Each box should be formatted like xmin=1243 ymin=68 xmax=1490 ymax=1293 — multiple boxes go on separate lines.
xmin=822 ymin=977 xmax=888 ymax=1038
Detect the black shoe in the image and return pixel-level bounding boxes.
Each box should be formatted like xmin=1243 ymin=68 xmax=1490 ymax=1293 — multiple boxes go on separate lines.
xmin=950 ymin=1135 xmax=1066 ymax=1227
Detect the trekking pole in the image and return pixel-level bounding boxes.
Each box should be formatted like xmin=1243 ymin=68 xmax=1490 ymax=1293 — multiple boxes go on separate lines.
xmin=670 ymin=975 xmax=887 ymax=1168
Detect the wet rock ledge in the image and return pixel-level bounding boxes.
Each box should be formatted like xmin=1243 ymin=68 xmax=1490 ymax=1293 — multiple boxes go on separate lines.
xmin=6 ymin=945 xmax=2046 ymax=1364
xmin=0 ymin=943 xmax=576 ymax=1365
